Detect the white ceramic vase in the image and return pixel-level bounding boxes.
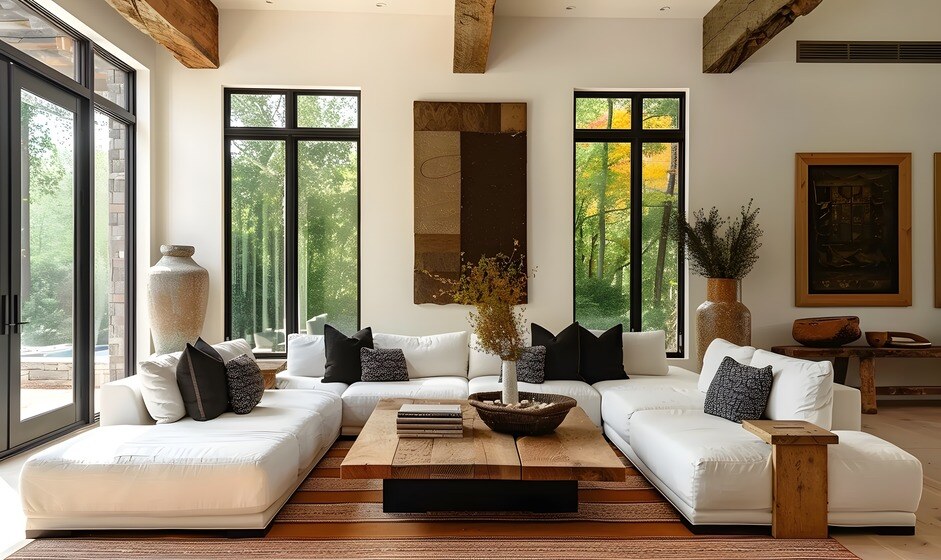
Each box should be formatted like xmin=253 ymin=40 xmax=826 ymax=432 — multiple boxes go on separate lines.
xmin=147 ymin=245 xmax=209 ymax=355
xmin=501 ymin=360 xmax=519 ymax=405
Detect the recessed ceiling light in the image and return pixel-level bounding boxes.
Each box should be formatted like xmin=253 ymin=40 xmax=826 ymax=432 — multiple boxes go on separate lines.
xmin=565 ymin=6 xmax=576 ymax=10
xmin=660 ymin=5 xmax=671 ymax=11
xmin=376 ymin=2 xmax=387 ymax=7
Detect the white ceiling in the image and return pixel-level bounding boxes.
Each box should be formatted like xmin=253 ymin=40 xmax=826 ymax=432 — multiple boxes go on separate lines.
xmin=211 ymin=0 xmax=716 ymax=19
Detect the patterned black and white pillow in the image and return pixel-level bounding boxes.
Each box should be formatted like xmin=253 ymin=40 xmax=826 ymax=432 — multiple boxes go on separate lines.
xmin=517 ymin=346 xmax=547 ymax=384
xmin=360 ymin=348 xmax=409 ymax=382
xmin=704 ymin=356 xmax=773 ymax=423
xmin=224 ymin=354 xmax=265 ymax=415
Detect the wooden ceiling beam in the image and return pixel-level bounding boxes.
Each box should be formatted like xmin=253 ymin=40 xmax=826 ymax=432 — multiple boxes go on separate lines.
xmin=703 ymin=0 xmax=822 ymax=73
xmin=105 ymin=0 xmax=219 ymax=69
xmin=453 ymin=0 xmax=496 ymax=74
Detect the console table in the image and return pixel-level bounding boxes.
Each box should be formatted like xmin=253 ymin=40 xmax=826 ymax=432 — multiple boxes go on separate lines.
xmin=771 ymin=345 xmax=941 ymax=414
xmin=743 ymin=420 xmax=838 ymax=539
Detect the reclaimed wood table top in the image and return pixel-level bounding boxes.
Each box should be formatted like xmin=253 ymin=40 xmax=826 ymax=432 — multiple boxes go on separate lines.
xmin=771 ymin=345 xmax=941 ymax=359
xmin=742 ymin=420 xmax=839 ymax=446
xmin=340 ymin=398 xmax=625 ymax=482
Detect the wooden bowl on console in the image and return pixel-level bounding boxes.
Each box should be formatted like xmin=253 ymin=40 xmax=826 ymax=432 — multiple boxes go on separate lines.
xmin=792 ymin=316 xmax=861 ymax=347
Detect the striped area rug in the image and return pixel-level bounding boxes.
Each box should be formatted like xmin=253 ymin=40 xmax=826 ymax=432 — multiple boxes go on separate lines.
xmin=9 ymin=438 xmax=858 ymax=559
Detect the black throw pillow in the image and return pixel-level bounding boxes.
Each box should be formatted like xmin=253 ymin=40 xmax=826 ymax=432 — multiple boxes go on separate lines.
xmin=360 ymin=348 xmax=409 ymax=382
xmin=323 ymin=324 xmax=373 ymax=384
xmin=225 ymin=354 xmax=265 ymax=414
xmin=176 ymin=342 xmax=229 ymax=421
xmin=531 ymin=323 xmax=580 ymax=381
xmin=704 ymin=356 xmax=773 ymax=423
xmin=194 ymin=337 xmax=223 ymax=362
xmin=578 ymin=324 xmax=627 ymax=384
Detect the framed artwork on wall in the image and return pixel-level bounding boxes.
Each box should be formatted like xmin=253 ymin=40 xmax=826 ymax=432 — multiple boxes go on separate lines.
xmin=936 ymin=153 xmax=941 ymax=308
xmin=795 ymin=152 xmax=912 ymax=307
xmin=413 ymin=101 xmax=528 ymax=304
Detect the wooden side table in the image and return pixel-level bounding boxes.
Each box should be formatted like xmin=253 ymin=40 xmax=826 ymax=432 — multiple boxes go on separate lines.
xmin=743 ymin=420 xmax=838 ymax=539
xmin=772 ymin=345 xmax=941 ymax=414
xmin=256 ymin=358 xmax=286 ymax=390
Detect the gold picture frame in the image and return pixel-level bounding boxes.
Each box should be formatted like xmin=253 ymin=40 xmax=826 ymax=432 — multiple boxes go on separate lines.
xmin=795 ymin=152 xmax=912 ymax=307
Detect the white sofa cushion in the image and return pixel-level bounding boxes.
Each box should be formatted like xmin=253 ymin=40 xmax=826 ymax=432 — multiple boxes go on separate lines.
xmin=630 ymin=409 xmax=772 ymax=512
xmin=138 ymin=352 xmax=185 ymax=424
xmin=275 ymin=372 xmax=347 ymax=397
xmin=595 ymin=367 xmax=703 ymax=445
xmin=212 ymin=339 xmax=255 ymax=363
xmin=750 ymin=349 xmax=834 ymax=429
xmin=286 ymin=334 xmax=326 ymax=377
xmin=373 ymin=332 xmax=469 ymax=378
xmin=622 ymin=330 xmax=669 ymax=376
xmin=699 ymin=338 xmax=756 ymax=393
xmin=468 ymin=376 xmax=602 ymax=426
xmin=829 ymin=431 xmax=922 ymax=514
xmin=340 ymin=377 xmax=469 ymax=428
xmin=20 ymin=424 xmax=299 ymax=517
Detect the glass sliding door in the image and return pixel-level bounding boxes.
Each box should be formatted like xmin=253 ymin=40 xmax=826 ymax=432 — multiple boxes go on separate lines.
xmin=7 ymin=67 xmax=84 ymax=446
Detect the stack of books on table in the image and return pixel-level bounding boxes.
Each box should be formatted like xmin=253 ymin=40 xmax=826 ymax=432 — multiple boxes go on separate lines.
xmin=396 ymin=404 xmax=463 ymax=438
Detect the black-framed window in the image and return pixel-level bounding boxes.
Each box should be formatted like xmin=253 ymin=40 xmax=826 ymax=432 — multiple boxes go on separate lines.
xmin=224 ymin=88 xmax=360 ymax=357
xmin=573 ymin=92 xmax=685 ymax=357
xmin=0 ymin=0 xmax=136 ymax=456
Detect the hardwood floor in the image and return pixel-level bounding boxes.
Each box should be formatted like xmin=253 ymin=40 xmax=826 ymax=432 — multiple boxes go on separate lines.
xmin=835 ymin=401 xmax=941 ymax=559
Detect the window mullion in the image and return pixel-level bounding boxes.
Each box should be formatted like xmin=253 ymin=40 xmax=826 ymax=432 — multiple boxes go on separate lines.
xmin=285 ymin=137 xmax=299 ymax=340
xmin=629 ymin=97 xmax=643 ymax=335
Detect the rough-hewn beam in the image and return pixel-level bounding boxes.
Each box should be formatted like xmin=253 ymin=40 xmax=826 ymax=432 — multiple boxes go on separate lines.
xmin=105 ymin=0 xmax=218 ymax=69
xmin=703 ymin=0 xmax=822 ymax=73
xmin=453 ymin=0 xmax=496 ymax=74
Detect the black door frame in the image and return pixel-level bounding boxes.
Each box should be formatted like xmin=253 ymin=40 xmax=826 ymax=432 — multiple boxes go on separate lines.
xmin=7 ymin=65 xmax=89 ymax=447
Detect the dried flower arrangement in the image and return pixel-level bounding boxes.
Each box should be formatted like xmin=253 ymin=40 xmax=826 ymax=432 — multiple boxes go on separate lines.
xmin=675 ymin=200 xmax=763 ymax=280
xmin=434 ymin=242 xmax=529 ymax=361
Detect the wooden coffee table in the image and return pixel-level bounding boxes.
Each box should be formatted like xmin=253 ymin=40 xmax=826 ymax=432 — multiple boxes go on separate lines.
xmin=340 ymin=398 xmax=625 ymax=513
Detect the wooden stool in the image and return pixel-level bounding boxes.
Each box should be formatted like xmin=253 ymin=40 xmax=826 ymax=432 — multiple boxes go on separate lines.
xmin=743 ymin=420 xmax=839 ymax=538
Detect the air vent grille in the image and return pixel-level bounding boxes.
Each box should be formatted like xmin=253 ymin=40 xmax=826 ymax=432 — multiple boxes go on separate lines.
xmin=797 ymin=41 xmax=941 ymax=63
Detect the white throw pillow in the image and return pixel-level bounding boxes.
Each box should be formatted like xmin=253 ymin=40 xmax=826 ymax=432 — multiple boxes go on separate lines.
xmin=373 ymin=331 xmax=469 ymax=378
xmin=750 ymin=349 xmax=834 ymax=429
xmin=287 ymin=334 xmax=326 ymax=377
xmin=138 ymin=352 xmax=185 ymax=424
xmin=212 ymin=338 xmax=254 ymax=363
xmin=622 ymin=330 xmax=669 ymax=376
xmin=699 ymin=338 xmax=756 ymax=393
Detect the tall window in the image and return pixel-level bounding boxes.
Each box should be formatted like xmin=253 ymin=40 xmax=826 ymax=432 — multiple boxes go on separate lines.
xmin=224 ymin=89 xmax=360 ymax=356
xmin=574 ymin=92 xmax=685 ymax=356
xmin=0 ymin=0 xmax=136 ymax=453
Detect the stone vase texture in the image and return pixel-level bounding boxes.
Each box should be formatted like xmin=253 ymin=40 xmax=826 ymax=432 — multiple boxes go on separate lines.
xmin=148 ymin=245 xmax=209 ymax=355
xmin=696 ymin=278 xmax=751 ymax=368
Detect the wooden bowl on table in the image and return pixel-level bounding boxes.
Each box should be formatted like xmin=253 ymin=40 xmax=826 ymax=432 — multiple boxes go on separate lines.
xmin=792 ymin=316 xmax=862 ymax=347
xmin=468 ymin=392 xmax=576 ymax=436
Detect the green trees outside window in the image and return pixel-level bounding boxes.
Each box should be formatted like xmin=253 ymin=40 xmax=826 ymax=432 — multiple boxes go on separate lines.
xmin=225 ymin=90 xmax=360 ymax=354
xmin=574 ymin=93 xmax=685 ymax=355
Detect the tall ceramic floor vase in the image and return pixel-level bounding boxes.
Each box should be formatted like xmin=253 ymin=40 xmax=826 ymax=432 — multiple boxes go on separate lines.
xmin=501 ymin=360 xmax=519 ymax=405
xmin=148 ymin=245 xmax=209 ymax=355
xmin=696 ymin=278 xmax=751 ymax=368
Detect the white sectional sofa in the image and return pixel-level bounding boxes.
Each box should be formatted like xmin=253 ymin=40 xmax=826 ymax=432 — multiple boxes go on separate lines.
xmin=19 ymin=340 xmax=342 ymax=537
xmin=19 ymin=331 xmax=923 ymax=536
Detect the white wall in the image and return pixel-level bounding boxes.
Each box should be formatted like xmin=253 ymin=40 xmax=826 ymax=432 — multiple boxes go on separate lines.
xmin=156 ymin=0 xmax=941 ymax=385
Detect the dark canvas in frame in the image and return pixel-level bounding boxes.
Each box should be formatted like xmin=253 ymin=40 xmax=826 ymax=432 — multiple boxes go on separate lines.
xmin=807 ymin=164 xmax=900 ymax=295
xmin=413 ymin=101 xmax=527 ymax=304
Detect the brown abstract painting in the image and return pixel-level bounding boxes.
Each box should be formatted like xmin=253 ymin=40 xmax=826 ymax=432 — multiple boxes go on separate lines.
xmin=795 ymin=153 xmax=911 ymax=307
xmin=414 ymin=101 xmax=527 ymax=304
